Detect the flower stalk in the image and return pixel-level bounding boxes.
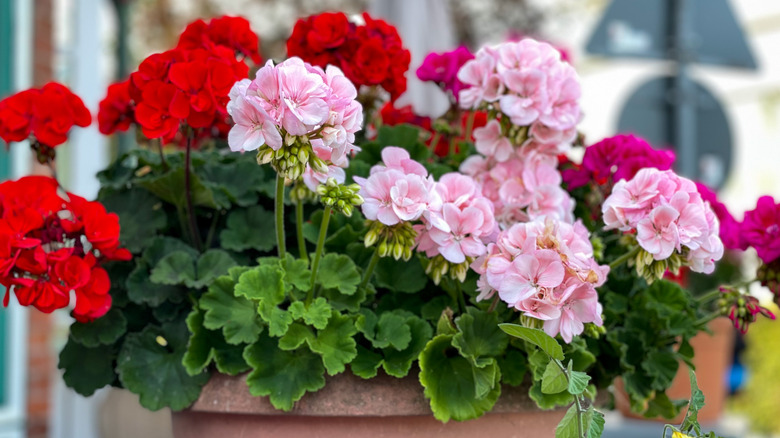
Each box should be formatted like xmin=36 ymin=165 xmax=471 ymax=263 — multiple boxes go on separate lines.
xmin=609 ymin=246 xmax=640 ymax=270
xmin=295 ymin=198 xmax=309 ymax=263
xmin=307 ymin=206 xmax=332 ymax=306
xmin=184 ymin=131 xmax=202 ymax=251
xmin=358 ymin=247 xmax=381 ymax=293
xmin=275 ymin=174 xmax=287 ymax=260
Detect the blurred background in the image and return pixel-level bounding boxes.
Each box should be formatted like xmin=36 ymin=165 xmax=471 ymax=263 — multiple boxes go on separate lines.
xmin=0 ymin=0 xmax=778 ymax=437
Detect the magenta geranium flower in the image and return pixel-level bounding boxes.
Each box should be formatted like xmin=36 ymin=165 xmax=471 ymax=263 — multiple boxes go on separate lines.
xmin=742 ymin=196 xmax=780 ymax=263
xmin=416 ymin=46 xmax=474 ymax=99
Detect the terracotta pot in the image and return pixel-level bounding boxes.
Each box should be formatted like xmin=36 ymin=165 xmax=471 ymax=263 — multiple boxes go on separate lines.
xmin=171 ymin=370 xmax=566 ymax=438
xmin=615 ymin=318 xmax=735 ymax=423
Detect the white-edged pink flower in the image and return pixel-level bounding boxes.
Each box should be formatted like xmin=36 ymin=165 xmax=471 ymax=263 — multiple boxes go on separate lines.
xmin=427 ymin=204 xmax=488 ymax=263
xmin=226 ymin=89 xmax=283 ymax=152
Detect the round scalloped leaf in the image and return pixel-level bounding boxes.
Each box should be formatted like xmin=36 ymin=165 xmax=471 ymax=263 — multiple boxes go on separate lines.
xmin=307 ymin=311 xmax=358 ymax=375
xmin=220 ymin=206 xmax=276 ymax=252
xmin=419 ymin=335 xmax=502 ymax=422
xmin=68 ymin=308 xmax=127 ymax=348
xmin=235 ymin=265 xmax=285 ymax=304
xmin=117 ymin=325 xmax=209 ymax=411
xmin=374 ymin=256 xmax=427 ymax=293
xmin=100 ymin=188 xmax=167 ymax=254
xmin=243 ymin=333 xmax=326 ymax=411
xmin=453 ymin=308 xmax=509 ymax=365
xmin=382 ymin=315 xmax=433 ymax=378
xmin=126 ymin=262 xmax=186 ymax=306
xmin=183 ymin=309 xmax=249 ymax=376
xmin=315 ymin=253 xmax=361 ymax=296
xmin=58 ymin=338 xmax=116 ymax=397
xmin=200 ymin=275 xmax=264 ymax=345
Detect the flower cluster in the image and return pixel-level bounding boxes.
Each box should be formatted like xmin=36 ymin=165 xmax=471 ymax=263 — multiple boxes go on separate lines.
xmin=741 ymin=196 xmax=780 ymax=264
xmin=98 ymin=17 xmax=259 ymax=144
xmin=603 ymin=168 xmax=724 ymax=274
xmin=458 ymin=39 xmax=580 ymax=159
xmin=562 ymin=134 xmax=675 ymax=189
xmin=177 ymin=15 xmax=262 ymax=65
xmin=287 ymin=12 xmax=411 ymax=101
xmin=474 ymin=218 xmax=608 ymax=343
xmin=416 ymin=46 xmax=474 ymax=101
xmin=98 ymin=80 xmax=135 ymax=136
xmin=415 ymin=173 xmax=497 ymax=281
xmin=0 ymin=177 xmax=130 ymax=322
xmin=461 ymin=151 xmax=574 ymax=227
xmin=0 ymin=83 xmax=91 ymax=150
xmin=227 ymin=57 xmax=363 ymax=181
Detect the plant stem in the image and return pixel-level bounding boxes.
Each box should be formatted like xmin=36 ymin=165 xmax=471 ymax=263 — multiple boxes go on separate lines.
xmin=295 ymin=198 xmax=309 ymax=263
xmin=456 ymin=282 xmax=468 ymax=313
xmin=695 ymin=288 xmax=722 ymax=305
xmin=574 ymin=395 xmax=585 ymax=438
xmin=306 ymin=206 xmax=331 ymax=306
xmin=184 ymin=132 xmax=202 ymax=251
xmin=609 ymin=246 xmax=640 ymax=270
xmin=275 ymin=174 xmax=287 ymax=260
xmin=464 ymin=110 xmax=477 ymax=141
xmin=693 ymin=312 xmax=722 ymax=329
xmin=205 ymin=211 xmax=220 ymax=249
xmin=429 ymin=131 xmax=441 ymax=153
xmin=487 ymin=294 xmax=500 ymax=313
xmin=157 ymin=139 xmax=168 ymax=170
xmin=358 ymin=247 xmax=381 ymax=293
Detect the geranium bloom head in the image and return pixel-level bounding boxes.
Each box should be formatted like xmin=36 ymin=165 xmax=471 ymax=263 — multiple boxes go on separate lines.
xmin=417 ymin=46 xmax=474 ymax=99
xmin=603 ymin=168 xmax=724 ymax=274
xmin=742 ymin=196 xmax=780 ymax=264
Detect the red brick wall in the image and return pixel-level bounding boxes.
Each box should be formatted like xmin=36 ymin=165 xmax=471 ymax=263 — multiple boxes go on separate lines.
xmin=28 ymin=1 xmax=55 ymax=437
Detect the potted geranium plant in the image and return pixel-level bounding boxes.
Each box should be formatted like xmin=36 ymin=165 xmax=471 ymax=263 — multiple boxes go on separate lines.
xmin=0 ymin=11 xmax=775 ymax=438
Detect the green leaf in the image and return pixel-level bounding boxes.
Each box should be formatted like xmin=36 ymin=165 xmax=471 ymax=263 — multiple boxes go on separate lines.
xmin=192 ymin=250 xmax=237 ymax=289
xmin=235 ymin=265 xmax=286 ymax=304
xmin=529 ymin=379 xmax=574 ymax=409
xmin=680 ymin=368 xmax=706 ymax=436
xmin=117 ymin=325 xmax=209 ymax=411
xmin=58 ymin=338 xmax=116 ymax=396
xmin=453 ymin=308 xmax=508 ymax=367
xmin=258 ymin=302 xmax=293 ymax=337
xmin=382 ymin=315 xmax=432 ymax=378
xmin=498 ymin=324 xmax=564 ymax=360
xmin=307 ymin=311 xmax=358 ymax=375
xmin=144 ymin=237 xmax=199 ymax=265
xmin=282 ymin=254 xmax=312 ymax=291
xmin=200 ymin=275 xmax=264 ymax=345
xmin=351 ymin=345 xmax=383 ymax=379
xmin=585 ymin=406 xmax=606 ymax=438
xmin=436 ymin=308 xmax=457 ymax=336
xmin=138 ymin=165 xmax=225 ymax=209
xmin=149 ymin=250 xmax=197 ymax=286
xmin=243 ymin=333 xmax=326 ymax=411
xmin=568 ymin=370 xmax=591 ymax=396
xmin=68 ymin=308 xmax=127 ymax=347
xmin=183 ymin=308 xmax=250 ymax=376
xmin=642 ymin=350 xmax=680 ymax=390
xmin=220 ymin=206 xmax=276 ymax=252
xmin=643 ymin=392 xmax=688 ymax=419
xmin=278 ymin=323 xmax=315 ymax=351
xmin=497 ymin=348 xmax=527 ymax=386
xmin=419 ymin=335 xmax=501 ymax=422
xmin=555 ymin=404 xmax=579 ymax=438
xmin=541 ymin=360 xmax=568 ymax=394
xmin=288 ymin=298 xmax=332 ymax=330
xmin=126 ymin=262 xmax=186 ymax=306
xmin=198 ymin=157 xmax=268 ymax=206
xmin=374 ymin=256 xmax=427 ymax=293
xmin=316 ymin=253 xmax=361 ymax=295
xmin=101 ymin=188 xmax=167 ymax=253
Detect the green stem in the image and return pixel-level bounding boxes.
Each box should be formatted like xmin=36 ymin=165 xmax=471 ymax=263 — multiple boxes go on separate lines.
xmin=695 ymin=288 xmax=722 ymax=305
xmin=295 ymin=198 xmax=309 ymax=263
xmin=487 ymin=294 xmax=500 ymax=313
xmin=307 ymin=206 xmax=331 ymax=306
xmin=429 ymin=131 xmax=441 ymax=153
xmin=204 ymin=210 xmax=220 ymax=249
xmin=464 ymin=110 xmax=476 ymax=141
xmin=553 ymin=359 xmax=585 ymax=438
xmin=184 ymin=133 xmax=202 ymax=251
xmin=275 ymin=174 xmax=287 ymax=260
xmin=693 ymin=312 xmax=722 ymax=329
xmin=456 ymin=282 xmax=468 ymax=313
xmin=358 ymin=247 xmax=381 ymax=293
xmin=609 ymin=246 xmax=640 ymax=270
xmin=157 ymin=139 xmax=168 ymax=171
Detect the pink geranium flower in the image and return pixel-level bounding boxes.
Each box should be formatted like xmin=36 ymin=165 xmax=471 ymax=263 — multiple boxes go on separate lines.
xmin=428 ymin=204 xmax=488 ymax=263
xmin=473 ymin=120 xmax=513 ymax=162
xmin=499 ymin=249 xmax=564 ymax=306
xmin=636 ymin=205 xmax=680 ymax=260
xmin=742 ymin=196 xmax=780 ymax=263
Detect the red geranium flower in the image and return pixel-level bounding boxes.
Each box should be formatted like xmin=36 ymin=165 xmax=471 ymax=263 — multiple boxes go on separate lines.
xmin=98 ymin=80 xmax=135 ymax=135
xmin=178 ymin=16 xmax=262 ymax=65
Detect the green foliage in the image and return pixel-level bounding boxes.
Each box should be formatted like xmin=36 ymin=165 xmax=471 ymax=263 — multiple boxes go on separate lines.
xmin=58 ymin=339 xmax=117 ymax=396
xmin=315 ymin=253 xmax=361 ymax=295
xmin=117 ymin=324 xmax=210 ymax=411
xmin=244 ymin=333 xmax=326 ymax=411
xmin=499 ymin=324 xmax=564 ymax=360
xmin=101 ymin=188 xmax=167 ymax=253
xmin=419 ymin=335 xmax=501 ymax=422
xmin=220 ymin=206 xmax=276 ymax=252
xmin=68 ymin=308 xmax=127 ymax=347
xmin=200 ymin=274 xmax=264 ymax=345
